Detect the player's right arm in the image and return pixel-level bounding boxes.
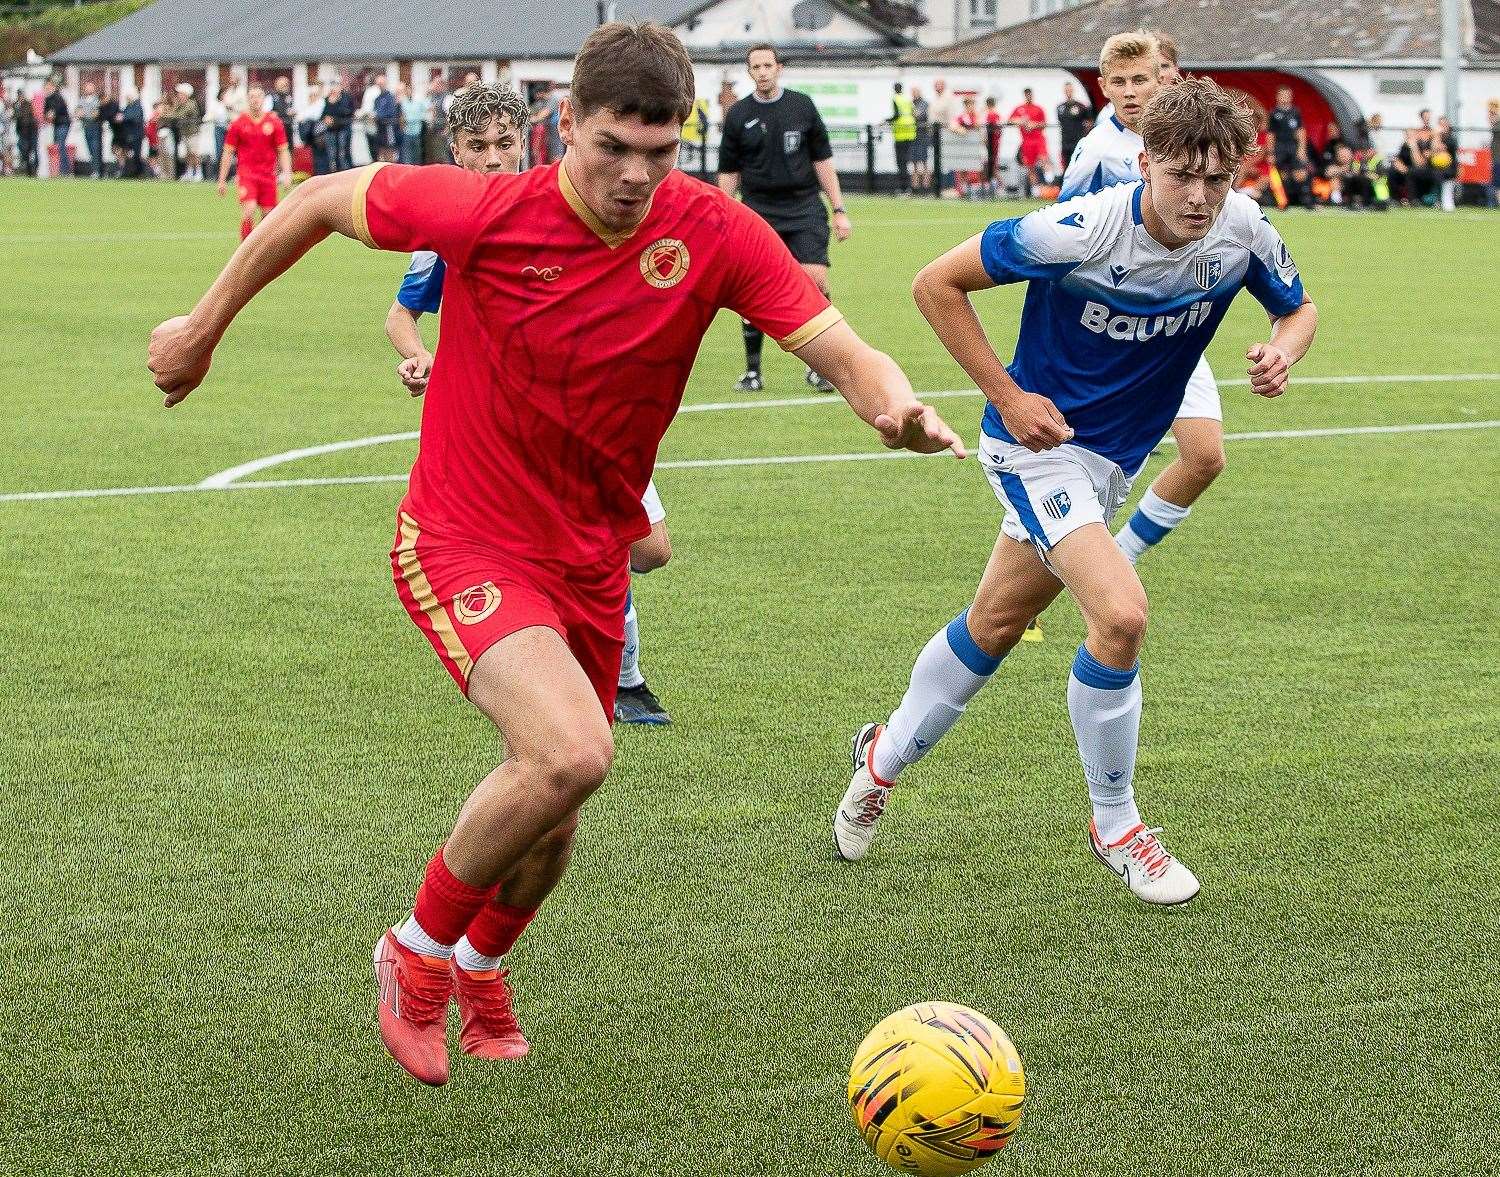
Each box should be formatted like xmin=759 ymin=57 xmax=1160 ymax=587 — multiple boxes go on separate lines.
xmin=912 ymin=204 xmax=1106 ymax=451
xmin=913 ymin=240 xmax=1071 ymax=452
xmin=151 ymin=168 xmax=367 ymax=403
xmin=215 ymin=141 xmax=236 ymax=196
xmin=151 ymin=164 xmax=488 ymax=405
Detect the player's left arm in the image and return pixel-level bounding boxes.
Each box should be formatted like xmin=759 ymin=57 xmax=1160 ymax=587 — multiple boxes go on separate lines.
xmin=795 ymin=320 xmax=966 ymax=458
xmin=807 ymin=107 xmax=850 ymax=240
xmin=1243 ymin=213 xmax=1317 ymax=398
xmin=1247 ymin=299 xmax=1317 ymax=398
xmin=276 ymin=144 xmax=292 ymax=189
xmin=813 ymin=159 xmax=851 ymax=241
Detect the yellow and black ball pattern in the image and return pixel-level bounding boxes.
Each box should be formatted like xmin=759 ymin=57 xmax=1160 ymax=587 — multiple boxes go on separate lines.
xmin=848 ymin=1002 xmax=1025 ymax=1177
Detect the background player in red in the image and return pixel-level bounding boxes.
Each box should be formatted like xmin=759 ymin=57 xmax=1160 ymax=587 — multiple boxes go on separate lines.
xmin=149 ymin=21 xmax=965 ymax=1088
xmin=216 ymin=84 xmax=290 ymax=241
xmin=1008 ymin=87 xmax=1049 ymax=196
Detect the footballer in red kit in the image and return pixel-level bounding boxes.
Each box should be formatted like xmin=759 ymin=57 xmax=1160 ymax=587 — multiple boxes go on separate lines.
xmin=150 ymin=22 xmax=965 ymax=1088
xmin=359 ymin=159 xmax=838 ymax=703
xmin=217 ymin=84 xmax=290 ymax=240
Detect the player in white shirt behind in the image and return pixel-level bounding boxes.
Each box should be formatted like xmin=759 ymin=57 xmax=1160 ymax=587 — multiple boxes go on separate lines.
xmin=833 ymin=79 xmax=1317 ymax=904
xmin=1061 ymin=31 xmax=1230 ymax=579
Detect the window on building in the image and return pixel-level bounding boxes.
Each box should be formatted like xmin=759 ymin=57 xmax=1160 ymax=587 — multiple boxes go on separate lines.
xmin=1376 ymin=75 xmax=1426 ymax=98
xmin=970 ymin=0 xmax=997 ymax=27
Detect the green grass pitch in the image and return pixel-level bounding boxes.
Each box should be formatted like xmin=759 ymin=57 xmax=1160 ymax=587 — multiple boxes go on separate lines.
xmin=2 ymin=178 xmax=1497 ymax=1177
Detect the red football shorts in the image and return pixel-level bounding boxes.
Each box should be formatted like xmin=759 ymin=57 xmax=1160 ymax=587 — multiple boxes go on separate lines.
xmin=390 ymin=507 xmax=628 ymax=717
xmin=1021 ymin=140 xmax=1047 ymax=169
xmin=237 ymin=174 xmax=278 ymax=210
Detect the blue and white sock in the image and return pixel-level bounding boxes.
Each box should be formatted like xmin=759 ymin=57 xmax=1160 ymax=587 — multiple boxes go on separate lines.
xmin=618 ymin=587 xmax=644 ymax=690
xmin=872 ymin=608 xmax=1003 ymax=784
xmin=1115 ymin=487 xmax=1192 ymax=566
xmin=1067 ymin=645 xmax=1142 ymax=845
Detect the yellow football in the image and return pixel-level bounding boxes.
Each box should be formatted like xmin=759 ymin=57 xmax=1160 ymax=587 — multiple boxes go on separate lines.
xmin=848 ymin=1002 xmax=1026 ymax=1176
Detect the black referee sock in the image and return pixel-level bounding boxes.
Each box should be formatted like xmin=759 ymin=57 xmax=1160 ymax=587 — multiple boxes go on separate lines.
xmin=741 ymin=319 xmax=764 ymax=374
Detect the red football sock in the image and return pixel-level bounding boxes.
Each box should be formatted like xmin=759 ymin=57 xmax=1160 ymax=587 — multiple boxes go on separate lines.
xmin=239 ymin=215 xmax=254 ymax=240
xmin=464 ymin=901 xmax=538 ymax=959
xmin=410 ymin=846 xmax=497 ymax=947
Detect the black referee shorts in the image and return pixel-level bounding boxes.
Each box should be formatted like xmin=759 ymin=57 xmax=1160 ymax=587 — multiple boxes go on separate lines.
xmin=748 ymin=200 xmax=831 ymax=268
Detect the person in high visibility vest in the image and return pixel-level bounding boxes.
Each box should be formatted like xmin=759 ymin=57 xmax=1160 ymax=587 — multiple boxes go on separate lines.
xmin=888 ymin=82 xmax=916 ymax=195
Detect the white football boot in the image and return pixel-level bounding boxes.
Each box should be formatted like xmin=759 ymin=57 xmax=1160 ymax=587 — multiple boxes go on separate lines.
xmin=1088 ymin=821 xmax=1200 ymax=906
xmin=834 ymin=723 xmax=891 ymax=861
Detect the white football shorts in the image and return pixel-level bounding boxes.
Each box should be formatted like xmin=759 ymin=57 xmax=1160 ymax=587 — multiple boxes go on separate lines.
xmin=980 ymin=434 xmax=1134 ymax=562
xmin=641 ymin=477 xmax=666 ymax=526
xmin=1175 ymin=354 xmax=1222 ymax=421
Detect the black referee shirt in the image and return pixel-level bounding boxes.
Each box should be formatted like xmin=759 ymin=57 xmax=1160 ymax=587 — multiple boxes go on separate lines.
xmin=718 ymin=89 xmax=832 ymax=211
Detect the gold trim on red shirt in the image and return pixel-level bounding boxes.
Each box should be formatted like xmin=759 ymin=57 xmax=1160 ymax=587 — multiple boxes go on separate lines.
xmin=558 ymin=159 xmax=650 ymax=250
xmin=778 ymin=306 xmax=844 ymax=352
xmin=351 ymin=161 xmax=390 ymax=249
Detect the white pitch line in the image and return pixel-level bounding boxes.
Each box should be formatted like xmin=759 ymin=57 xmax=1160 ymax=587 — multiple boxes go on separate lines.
xmin=197 ymin=371 xmax=1500 ymax=488
xmin=198 ymin=431 xmax=418 ymax=488
xmin=2 ymin=418 xmax=1497 ymax=505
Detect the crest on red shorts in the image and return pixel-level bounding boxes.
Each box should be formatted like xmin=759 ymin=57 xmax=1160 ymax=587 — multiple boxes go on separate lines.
xmin=453 ymin=582 xmax=502 ymax=624
xmin=640 ymin=238 xmax=690 ymax=288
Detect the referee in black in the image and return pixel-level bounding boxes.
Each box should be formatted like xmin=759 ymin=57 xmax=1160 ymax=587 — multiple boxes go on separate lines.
xmin=718 ymin=43 xmax=852 ymax=392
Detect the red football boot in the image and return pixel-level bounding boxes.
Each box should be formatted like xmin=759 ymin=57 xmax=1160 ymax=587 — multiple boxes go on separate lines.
xmin=450 ymin=961 xmax=531 ymax=1060
xmin=373 ymin=929 xmax=453 ymax=1085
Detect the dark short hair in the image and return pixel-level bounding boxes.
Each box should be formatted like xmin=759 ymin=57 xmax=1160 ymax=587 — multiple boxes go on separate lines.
xmin=747 ymin=42 xmax=781 ymax=64
xmin=572 ymin=21 xmax=696 ymax=125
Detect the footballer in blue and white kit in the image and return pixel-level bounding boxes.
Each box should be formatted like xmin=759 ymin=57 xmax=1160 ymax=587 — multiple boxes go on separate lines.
xmin=976 ymin=179 xmax=1301 ymax=551
xmin=1060 ymin=111 xmax=1147 ymax=203
xmin=1058 ymin=30 xmax=1227 ymax=568
xmin=834 ymin=78 xmax=1318 ymax=906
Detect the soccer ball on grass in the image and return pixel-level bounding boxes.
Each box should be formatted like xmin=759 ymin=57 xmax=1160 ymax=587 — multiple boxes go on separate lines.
xmin=848 ymin=1002 xmax=1025 ymax=1176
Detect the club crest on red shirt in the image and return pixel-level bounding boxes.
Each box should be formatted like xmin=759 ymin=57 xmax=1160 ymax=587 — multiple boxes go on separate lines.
xmin=640 ymin=238 xmax=690 ymax=288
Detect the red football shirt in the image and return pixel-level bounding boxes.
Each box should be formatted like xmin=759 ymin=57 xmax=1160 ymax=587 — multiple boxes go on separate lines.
xmin=354 ymin=162 xmax=840 ymax=566
xmin=1008 ymin=103 xmax=1047 ymax=150
xmin=224 ymin=112 xmax=286 ymax=179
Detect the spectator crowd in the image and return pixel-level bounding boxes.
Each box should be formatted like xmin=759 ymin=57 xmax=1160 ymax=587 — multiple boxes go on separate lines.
xmin=0 ymin=69 xmax=575 ymax=181
xmin=3 ymin=69 xmax=1497 ymax=210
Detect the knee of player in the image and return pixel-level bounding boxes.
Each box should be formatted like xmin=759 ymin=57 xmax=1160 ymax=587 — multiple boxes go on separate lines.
xmin=1185 ymin=446 xmax=1226 ymax=484
xmin=1090 ymin=595 xmax=1149 ymax=652
xmin=534 ymin=734 xmax=614 ymax=803
xmin=965 ymin=602 xmax=1027 ymax=657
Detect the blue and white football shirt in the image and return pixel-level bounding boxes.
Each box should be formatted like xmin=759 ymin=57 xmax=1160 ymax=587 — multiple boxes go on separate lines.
xmin=979 ymin=182 xmax=1305 ymax=473
xmin=1059 ymin=112 xmax=1144 ymax=200
xmin=396 ymin=250 xmax=446 ymax=314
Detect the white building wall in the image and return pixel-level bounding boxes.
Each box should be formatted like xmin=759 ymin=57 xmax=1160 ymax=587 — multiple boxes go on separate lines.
xmin=677 ymin=0 xmax=888 ymax=52
xmin=1318 ymin=64 xmax=1500 ymax=145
